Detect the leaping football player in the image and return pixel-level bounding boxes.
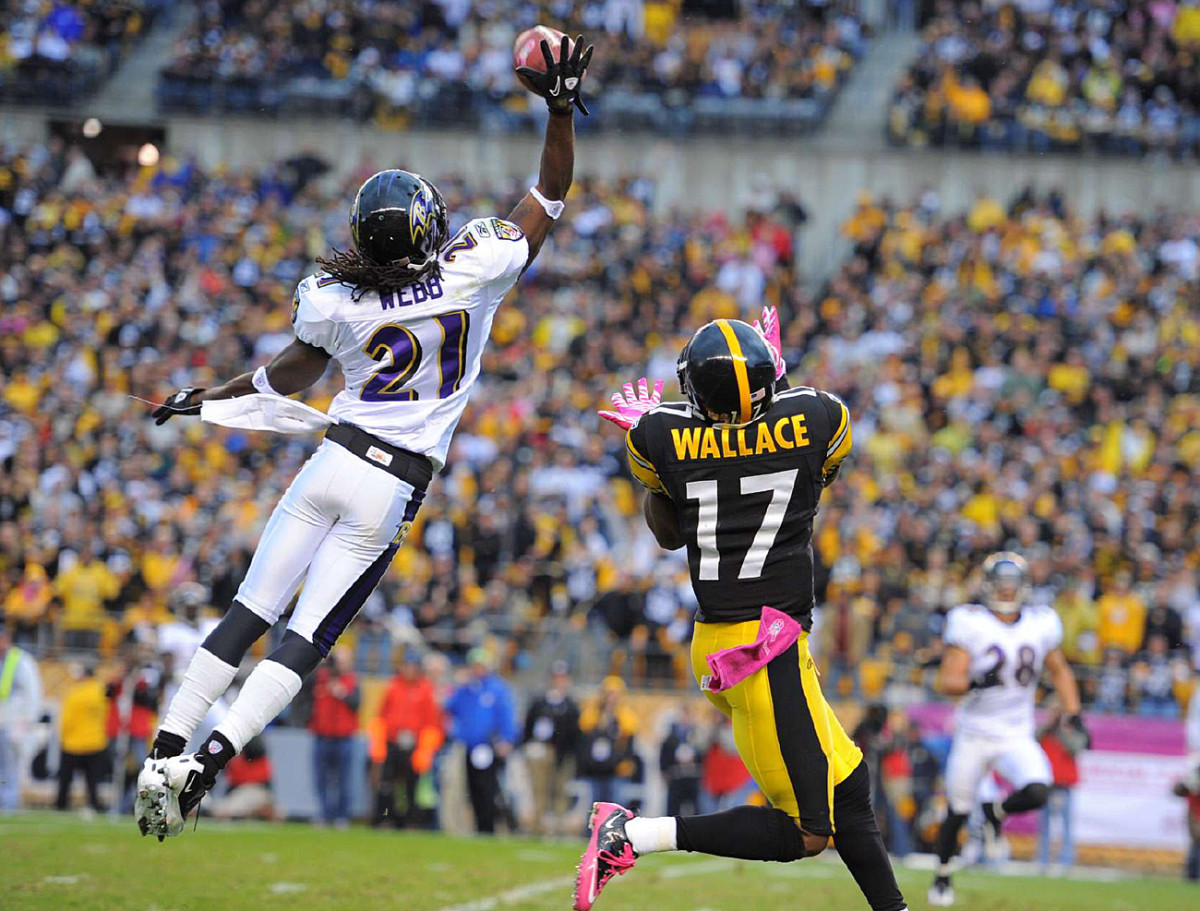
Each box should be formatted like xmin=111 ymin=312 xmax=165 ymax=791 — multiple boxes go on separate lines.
xmin=134 ymin=35 xmax=594 ymax=839
xmin=927 ymin=551 xmax=1085 ymax=906
xmin=575 ymin=311 xmax=908 ymax=911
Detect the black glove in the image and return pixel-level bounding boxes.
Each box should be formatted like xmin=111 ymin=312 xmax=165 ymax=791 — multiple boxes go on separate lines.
xmin=969 ymin=663 xmax=1003 ymax=691
xmin=1060 ymin=713 xmax=1091 ymax=753
xmin=151 ymin=387 xmax=206 ymax=425
xmin=517 ymin=34 xmax=594 ymax=116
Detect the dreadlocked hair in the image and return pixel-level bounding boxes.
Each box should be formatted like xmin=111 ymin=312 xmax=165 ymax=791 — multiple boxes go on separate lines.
xmin=315 ymin=247 xmax=444 ymax=302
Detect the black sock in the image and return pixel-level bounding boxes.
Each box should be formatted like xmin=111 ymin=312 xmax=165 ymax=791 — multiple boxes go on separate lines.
xmin=934 ymin=811 xmax=969 ymax=867
xmin=675 ymin=805 xmax=805 ymax=863
xmin=198 ymin=730 xmax=237 ymax=778
xmin=1001 ymin=782 xmax=1050 ymax=815
xmin=151 ymin=730 xmax=187 ymax=759
xmin=831 ymin=763 xmax=908 ymax=911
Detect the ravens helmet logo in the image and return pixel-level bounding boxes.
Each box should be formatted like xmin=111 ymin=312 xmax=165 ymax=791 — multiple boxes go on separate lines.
xmin=409 ymin=183 xmax=433 ymax=246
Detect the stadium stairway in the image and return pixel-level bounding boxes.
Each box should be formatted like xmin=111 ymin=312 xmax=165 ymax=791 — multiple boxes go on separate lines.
xmin=89 ymin=3 xmax=196 ymax=123
xmin=797 ymin=29 xmax=923 ymax=284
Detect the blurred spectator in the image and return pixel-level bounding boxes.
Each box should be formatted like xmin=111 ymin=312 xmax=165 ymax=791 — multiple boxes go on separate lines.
xmin=1092 ymin=650 xmax=1131 ymax=714
xmin=106 ymin=647 xmax=163 ymax=806
xmin=889 ymin=0 xmax=1200 ymax=158
xmin=577 ymin=676 xmax=639 ymax=809
xmin=55 ymin=543 xmax=118 ymax=652
xmin=309 ymin=649 xmax=360 ymax=827
xmin=56 ymin=663 xmax=108 ymax=813
xmin=1098 ymin=571 xmax=1147 ymax=657
xmin=1130 ymin=634 xmax=1188 ymax=718
xmin=700 ymin=716 xmax=754 ymax=811
xmin=1037 ymin=710 xmax=1087 ymax=868
xmin=3 ymin=562 xmax=55 ymax=649
xmin=1173 ymin=759 xmax=1200 ymax=881
xmin=0 ymin=619 xmax=42 ymax=810
xmin=521 ymin=659 xmax=580 ymax=836
xmin=157 ymin=0 xmax=865 ymax=131
xmin=210 ymin=735 xmax=274 ymax=820
xmin=445 ymin=647 xmax=517 ymax=834
xmin=371 ymin=651 xmax=443 ymax=828
xmin=658 ymin=703 xmax=705 ymax=817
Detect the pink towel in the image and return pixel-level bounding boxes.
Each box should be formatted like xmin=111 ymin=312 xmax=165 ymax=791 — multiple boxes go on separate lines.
xmin=702 ymin=607 xmax=804 ymax=693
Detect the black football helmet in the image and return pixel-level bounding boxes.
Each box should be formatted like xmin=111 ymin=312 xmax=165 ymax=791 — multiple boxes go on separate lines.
xmin=350 ymin=169 xmax=448 ymax=274
xmin=677 ymin=319 xmax=777 ymax=425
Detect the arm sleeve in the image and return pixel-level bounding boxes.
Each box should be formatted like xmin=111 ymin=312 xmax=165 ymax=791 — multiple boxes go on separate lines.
xmin=292 ymin=282 xmax=341 ymax=355
xmin=625 ymin=420 xmax=667 ymax=496
xmin=818 ymin=390 xmax=852 ymax=474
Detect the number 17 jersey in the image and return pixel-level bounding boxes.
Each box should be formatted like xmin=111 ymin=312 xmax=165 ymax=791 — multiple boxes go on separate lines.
xmin=292 ymin=217 xmax=529 ymax=470
xmin=625 ymin=385 xmax=851 ymax=626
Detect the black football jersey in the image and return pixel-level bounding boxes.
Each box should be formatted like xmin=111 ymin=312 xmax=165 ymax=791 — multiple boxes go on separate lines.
xmin=626 ymin=385 xmax=851 ymax=625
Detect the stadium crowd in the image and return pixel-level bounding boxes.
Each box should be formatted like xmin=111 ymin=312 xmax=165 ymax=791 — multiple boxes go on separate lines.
xmin=889 ymin=0 xmax=1200 ymax=157
xmin=0 ymin=0 xmax=163 ymax=105
xmin=158 ymin=0 xmax=866 ymax=132
xmin=1 ymin=139 xmax=1199 ymax=717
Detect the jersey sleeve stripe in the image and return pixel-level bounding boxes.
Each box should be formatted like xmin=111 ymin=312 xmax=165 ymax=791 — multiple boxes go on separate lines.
xmin=826 ymin=402 xmax=850 ymax=456
xmin=625 ymin=432 xmax=656 ymax=472
xmin=715 ymin=319 xmax=753 ymax=424
xmin=823 ymin=409 xmax=852 ymax=473
xmin=625 ymin=434 xmax=666 ymax=494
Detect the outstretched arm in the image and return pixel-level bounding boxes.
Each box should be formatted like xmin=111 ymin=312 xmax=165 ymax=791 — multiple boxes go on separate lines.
xmin=152 ymin=339 xmax=330 ymax=425
xmin=1044 ymin=648 xmax=1082 ymax=715
xmin=508 ymin=35 xmax=593 ymax=267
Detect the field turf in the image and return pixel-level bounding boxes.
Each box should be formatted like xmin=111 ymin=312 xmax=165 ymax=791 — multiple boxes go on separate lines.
xmin=2 ymin=812 xmax=1198 ymax=911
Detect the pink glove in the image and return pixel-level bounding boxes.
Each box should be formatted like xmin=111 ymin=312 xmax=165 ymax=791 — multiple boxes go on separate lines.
xmin=753 ymin=305 xmax=786 ymax=380
xmin=598 ymin=377 xmax=663 ymax=430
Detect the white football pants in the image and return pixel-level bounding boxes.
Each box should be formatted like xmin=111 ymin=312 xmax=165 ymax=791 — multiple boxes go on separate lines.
xmin=235 ymin=440 xmax=424 ymax=654
xmin=944 ymin=730 xmax=1052 ymax=815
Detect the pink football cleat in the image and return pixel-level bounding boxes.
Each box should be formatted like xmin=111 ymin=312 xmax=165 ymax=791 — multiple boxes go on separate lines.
xmin=573 ymin=802 xmax=638 ymax=910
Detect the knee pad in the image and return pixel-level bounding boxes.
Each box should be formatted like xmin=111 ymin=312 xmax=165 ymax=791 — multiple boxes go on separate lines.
xmin=268 ymin=630 xmax=325 ymax=678
xmin=202 ymin=601 xmax=270 ymax=665
xmin=1005 ymin=782 xmax=1051 ymax=814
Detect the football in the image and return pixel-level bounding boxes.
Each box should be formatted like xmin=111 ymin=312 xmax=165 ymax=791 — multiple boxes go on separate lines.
xmin=513 ymin=25 xmax=570 ymax=93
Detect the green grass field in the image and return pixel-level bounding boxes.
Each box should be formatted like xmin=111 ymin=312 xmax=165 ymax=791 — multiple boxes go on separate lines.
xmin=2 ymin=813 xmax=1198 ymax=911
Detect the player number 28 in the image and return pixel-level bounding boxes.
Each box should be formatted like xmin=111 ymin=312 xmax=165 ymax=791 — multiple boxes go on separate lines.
xmin=686 ymin=469 xmax=799 ymax=581
xmin=361 ymin=310 xmax=470 ymax=402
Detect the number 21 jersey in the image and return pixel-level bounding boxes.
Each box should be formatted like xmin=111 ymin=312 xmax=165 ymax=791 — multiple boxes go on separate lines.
xmin=292 ymin=217 xmax=529 ymax=470
xmin=625 ymin=385 xmax=852 ymax=626
xmin=944 ymin=604 xmax=1063 ymax=739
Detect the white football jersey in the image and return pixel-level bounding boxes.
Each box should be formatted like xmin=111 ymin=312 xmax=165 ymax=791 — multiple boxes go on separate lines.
xmin=292 ymin=216 xmax=529 ymax=470
xmin=943 ymin=603 xmax=1063 ymax=738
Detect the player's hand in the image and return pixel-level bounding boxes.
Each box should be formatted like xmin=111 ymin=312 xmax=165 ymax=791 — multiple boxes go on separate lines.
xmin=1060 ymin=713 xmax=1091 ymax=752
xmin=517 ymin=34 xmax=594 ymax=116
xmin=151 ymin=387 xmax=206 ymax=425
xmin=969 ymin=664 xmax=1003 ymax=691
xmin=598 ymin=377 xmax=663 ymax=430
xmin=753 ymin=305 xmax=786 ymax=380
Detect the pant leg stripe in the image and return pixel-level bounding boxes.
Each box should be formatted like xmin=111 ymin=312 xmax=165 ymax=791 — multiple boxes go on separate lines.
xmin=766 ymin=640 xmax=832 ymax=836
xmin=311 ymin=541 xmax=399 ymax=656
xmin=310 ymin=488 xmax=426 ymax=655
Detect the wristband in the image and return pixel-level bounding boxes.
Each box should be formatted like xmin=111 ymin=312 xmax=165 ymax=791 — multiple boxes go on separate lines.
xmin=529 ymin=186 xmax=565 ymax=220
xmin=252 ymin=366 xmax=283 ymax=397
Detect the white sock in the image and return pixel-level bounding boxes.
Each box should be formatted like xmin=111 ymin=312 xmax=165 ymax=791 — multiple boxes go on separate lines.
xmin=624 ymin=816 xmax=678 ymax=855
xmin=936 ymin=861 xmax=951 ymax=877
xmin=213 ymin=659 xmax=301 ymax=753
xmin=159 ymin=648 xmax=238 ymax=741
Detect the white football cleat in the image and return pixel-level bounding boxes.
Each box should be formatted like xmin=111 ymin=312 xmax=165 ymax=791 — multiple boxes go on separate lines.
xmin=927 ymin=876 xmax=956 ymax=907
xmin=135 ymin=754 xmax=208 ymax=840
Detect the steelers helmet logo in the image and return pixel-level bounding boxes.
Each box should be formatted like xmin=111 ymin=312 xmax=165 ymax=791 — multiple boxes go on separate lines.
xmin=409 ymin=182 xmax=433 ymax=246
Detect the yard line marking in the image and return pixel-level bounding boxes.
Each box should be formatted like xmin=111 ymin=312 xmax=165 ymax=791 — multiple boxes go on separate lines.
xmin=433 ymin=857 xmax=737 ymax=911
xmin=268 ymin=882 xmax=308 ymax=894
xmin=433 ymin=875 xmax=574 ymax=911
